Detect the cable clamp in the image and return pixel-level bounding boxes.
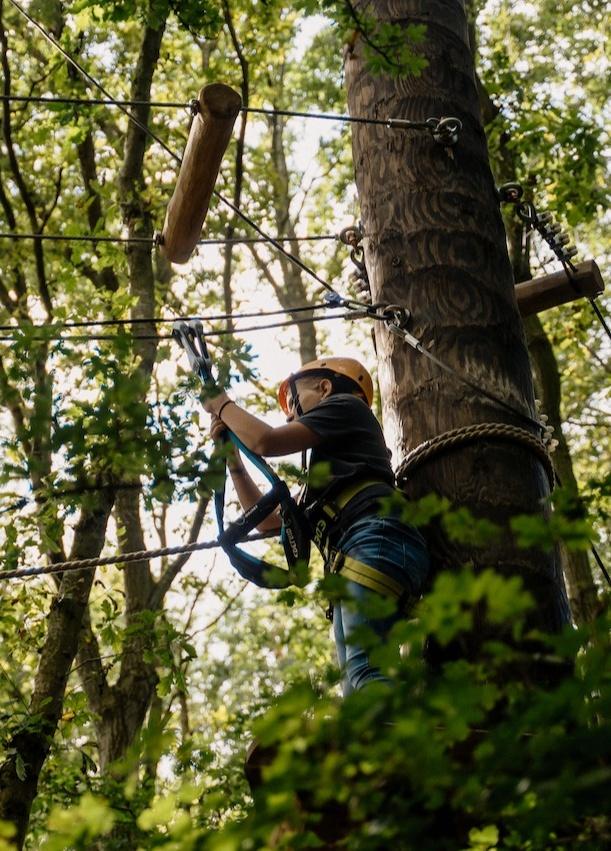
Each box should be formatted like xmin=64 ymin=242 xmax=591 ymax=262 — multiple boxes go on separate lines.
xmin=378 ymin=305 xmax=423 ymax=351
xmin=189 ymin=98 xmax=200 ymax=116
xmin=378 ymin=303 xmax=410 ymax=327
xmin=386 ymin=323 xmax=423 ymax=351
xmin=497 ymin=182 xmax=524 ymax=204
xmin=323 ymin=292 xmax=347 ymax=308
xmin=339 ymin=223 xmax=364 ymax=247
xmin=427 ymin=116 xmax=462 ymax=146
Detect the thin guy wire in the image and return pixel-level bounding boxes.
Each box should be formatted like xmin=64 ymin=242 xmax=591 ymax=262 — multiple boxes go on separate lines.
xmin=590 ymin=544 xmax=611 ymax=587
xmin=244 ymin=106 xmax=432 ymax=129
xmin=588 ymin=299 xmax=611 ymax=342
xmin=0 ymin=531 xmax=275 ymax=580
xmin=0 ymin=311 xmax=362 ymax=342
xmin=0 ymin=231 xmax=338 ymax=246
xmin=8 ymin=0 xmax=356 ymax=305
xmin=559 ymin=257 xmax=611 ymax=344
xmin=0 ymin=301 xmax=335 ymax=331
xmin=1 ymin=93 xmax=436 ymax=130
xmin=416 ymin=346 xmax=544 ymax=433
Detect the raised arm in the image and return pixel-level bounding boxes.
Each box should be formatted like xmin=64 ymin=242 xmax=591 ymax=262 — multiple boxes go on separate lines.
xmin=210 ymin=415 xmax=282 ymax=533
xmin=204 ymin=391 xmax=320 ymax=457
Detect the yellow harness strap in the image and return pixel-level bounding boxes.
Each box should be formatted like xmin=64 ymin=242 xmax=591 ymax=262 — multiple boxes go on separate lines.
xmin=329 ymin=551 xmax=405 ymax=600
xmin=320 ymin=478 xmax=389 ymax=521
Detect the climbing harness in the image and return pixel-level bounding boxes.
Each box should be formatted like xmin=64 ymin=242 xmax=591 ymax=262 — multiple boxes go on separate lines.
xmin=172 ymin=320 xmax=311 ymax=589
xmin=305 ymin=478 xmax=392 ymax=554
xmin=308 ymin=478 xmax=417 ymax=621
xmin=327 ymin=551 xmax=412 ymax=605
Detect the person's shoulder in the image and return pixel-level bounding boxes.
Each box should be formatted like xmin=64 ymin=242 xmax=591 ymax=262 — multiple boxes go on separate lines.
xmin=318 ymin=393 xmax=369 ymax=409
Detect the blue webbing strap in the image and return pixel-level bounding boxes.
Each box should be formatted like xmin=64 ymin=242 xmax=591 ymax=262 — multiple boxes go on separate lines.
xmin=214 ymin=432 xmax=310 ymax=589
xmin=171 ymin=322 xmax=309 ymax=588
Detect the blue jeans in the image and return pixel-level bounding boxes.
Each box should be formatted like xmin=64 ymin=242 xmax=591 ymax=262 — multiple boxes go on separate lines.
xmin=332 ymin=516 xmax=430 ymax=696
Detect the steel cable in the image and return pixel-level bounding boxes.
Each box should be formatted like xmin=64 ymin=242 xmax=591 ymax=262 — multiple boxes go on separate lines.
xmin=0 ymin=310 xmax=362 ymax=342
xmin=0 ymin=231 xmax=338 ymax=246
xmin=0 ymin=301 xmax=335 ymax=332
xmin=7 ymin=0 xmax=358 ymax=304
xmin=1 ymin=93 xmax=446 ymax=131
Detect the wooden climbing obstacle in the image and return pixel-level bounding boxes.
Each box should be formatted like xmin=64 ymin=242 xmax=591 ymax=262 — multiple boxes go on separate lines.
xmin=159 ymin=83 xmax=242 ymax=264
xmin=515 ymin=259 xmax=604 ymax=317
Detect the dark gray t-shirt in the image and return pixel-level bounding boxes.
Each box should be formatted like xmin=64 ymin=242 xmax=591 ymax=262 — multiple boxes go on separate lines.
xmin=297 ymin=394 xmax=395 ymax=533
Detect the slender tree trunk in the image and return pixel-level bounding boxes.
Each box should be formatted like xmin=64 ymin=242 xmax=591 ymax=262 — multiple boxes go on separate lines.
xmin=344 ymin=0 xmax=571 ymax=646
xmin=88 ymin=13 xmax=165 ymax=775
xmin=269 ymin=113 xmax=318 ymax=363
xmin=524 ymin=313 xmax=600 ymax=622
xmin=0 ymin=496 xmax=114 ymax=849
xmin=496 ymin=127 xmax=599 ymax=624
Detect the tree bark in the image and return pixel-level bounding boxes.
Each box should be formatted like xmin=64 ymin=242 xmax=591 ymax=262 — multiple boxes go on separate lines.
xmin=85 ymin=14 xmax=167 ymax=775
xmin=344 ymin=0 xmax=571 ymax=642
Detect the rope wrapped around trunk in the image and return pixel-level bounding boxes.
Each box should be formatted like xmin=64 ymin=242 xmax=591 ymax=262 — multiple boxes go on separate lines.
xmin=396 ymin=422 xmax=555 ymax=489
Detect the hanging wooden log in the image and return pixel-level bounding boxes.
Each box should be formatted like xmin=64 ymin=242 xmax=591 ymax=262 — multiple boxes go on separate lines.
xmin=159 ymin=83 xmax=242 ymax=264
xmin=515 ymin=260 xmax=604 ymax=317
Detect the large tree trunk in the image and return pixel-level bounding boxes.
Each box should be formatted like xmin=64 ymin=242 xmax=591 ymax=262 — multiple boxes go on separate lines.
xmin=344 ymin=0 xmax=571 ymax=645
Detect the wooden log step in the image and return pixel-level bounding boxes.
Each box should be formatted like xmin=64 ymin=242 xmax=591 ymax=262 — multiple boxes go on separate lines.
xmin=159 ymin=83 xmax=242 ymax=263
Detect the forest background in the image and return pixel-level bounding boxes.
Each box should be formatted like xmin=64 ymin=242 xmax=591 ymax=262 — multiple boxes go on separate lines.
xmin=0 ymin=0 xmax=609 ymax=848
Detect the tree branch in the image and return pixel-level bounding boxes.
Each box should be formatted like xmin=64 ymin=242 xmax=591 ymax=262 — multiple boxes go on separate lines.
xmin=149 ymin=492 xmax=211 ymax=609
xmin=220 ymin=0 xmax=250 ymax=324
xmin=74 ymin=607 xmax=110 ymax=716
xmin=0 ymin=352 xmax=31 ymax=456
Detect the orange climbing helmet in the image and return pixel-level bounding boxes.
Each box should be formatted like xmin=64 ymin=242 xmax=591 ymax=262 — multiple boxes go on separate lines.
xmin=278 ymin=357 xmax=374 ymax=414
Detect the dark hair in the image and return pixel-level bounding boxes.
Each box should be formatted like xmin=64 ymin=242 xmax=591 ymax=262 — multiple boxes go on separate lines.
xmin=299 ymin=369 xmax=365 ymax=401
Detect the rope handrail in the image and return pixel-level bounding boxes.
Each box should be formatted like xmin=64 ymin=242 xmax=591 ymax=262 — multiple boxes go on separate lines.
xmin=0 ymin=531 xmax=275 ymax=581
xmin=396 ymin=422 xmax=555 ymax=488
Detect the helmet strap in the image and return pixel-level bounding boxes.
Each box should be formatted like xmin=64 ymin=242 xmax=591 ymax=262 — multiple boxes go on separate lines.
xmin=288 ymin=375 xmax=304 ymax=417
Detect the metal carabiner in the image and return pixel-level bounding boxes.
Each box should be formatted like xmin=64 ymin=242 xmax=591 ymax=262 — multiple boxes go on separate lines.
xmin=172 ymin=320 xmax=214 ymax=386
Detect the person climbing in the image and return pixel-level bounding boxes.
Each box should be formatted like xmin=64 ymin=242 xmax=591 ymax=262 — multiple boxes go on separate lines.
xmin=204 ymin=357 xmax=430 ymax=695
